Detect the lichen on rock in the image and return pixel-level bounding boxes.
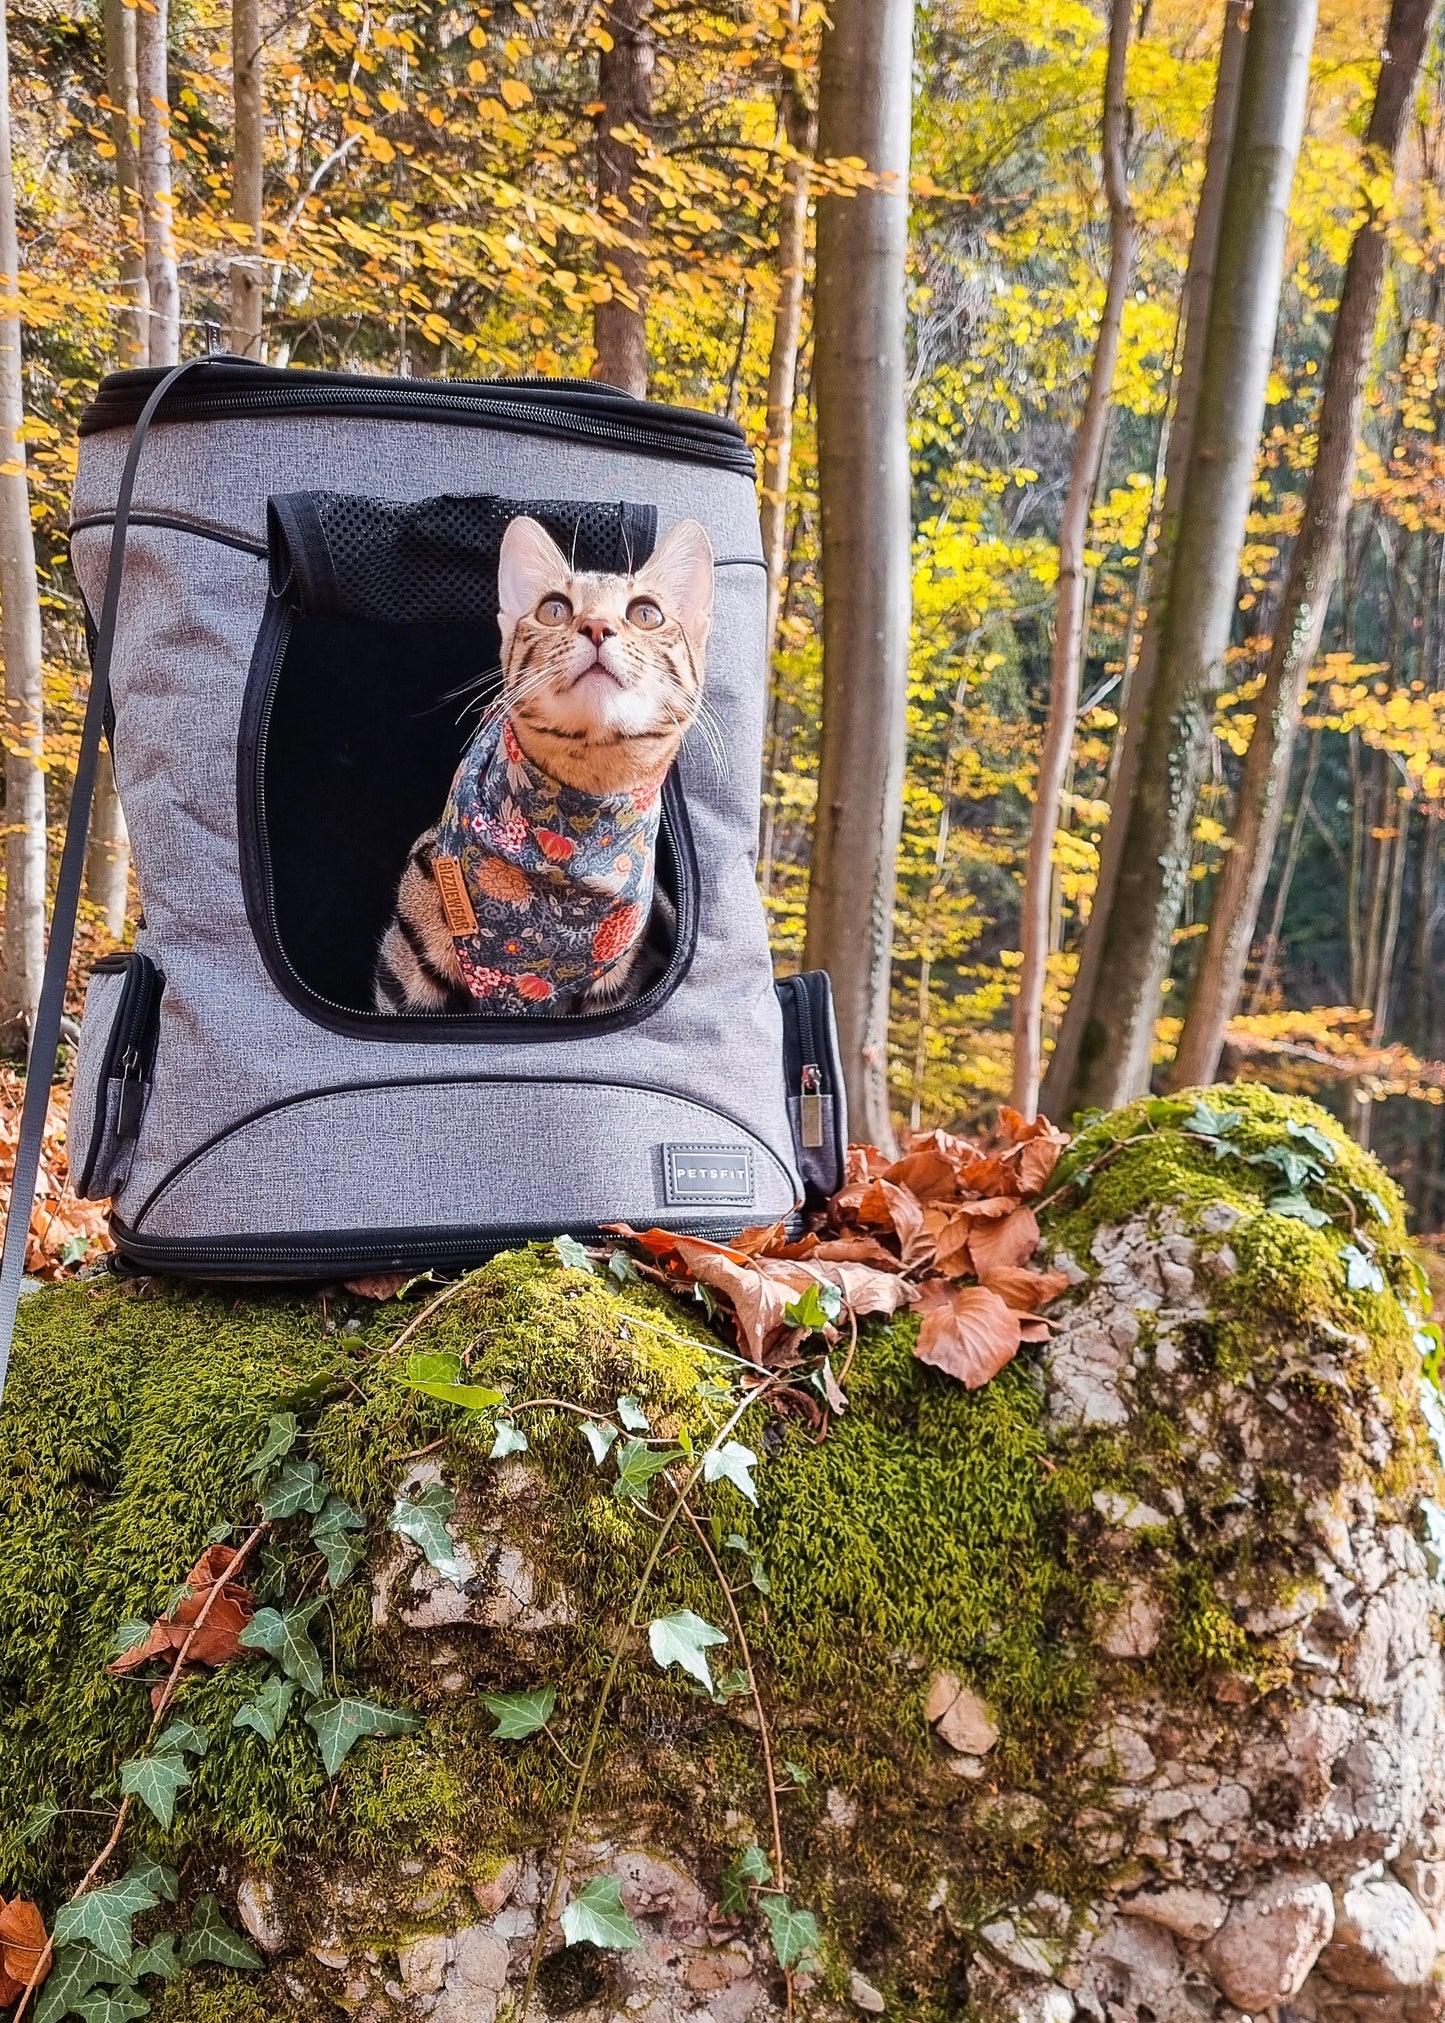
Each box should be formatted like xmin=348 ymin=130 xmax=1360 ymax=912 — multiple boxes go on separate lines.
xmin=1 ymin=1087 xmax=1443 ymax=2023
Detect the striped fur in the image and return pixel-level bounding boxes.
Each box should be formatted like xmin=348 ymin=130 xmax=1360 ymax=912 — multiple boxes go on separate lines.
xmin=374 ymin=516 xmax=713 ymax=1015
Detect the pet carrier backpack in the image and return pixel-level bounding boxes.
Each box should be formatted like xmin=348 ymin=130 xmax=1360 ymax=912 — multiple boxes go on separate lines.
xmin=0 ymin=357 xmax=845 ymax=1362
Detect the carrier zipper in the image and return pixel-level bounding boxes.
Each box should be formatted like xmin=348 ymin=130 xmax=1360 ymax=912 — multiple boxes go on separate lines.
xmin=246 ymin=604 xmax=696 ymax=1037
xmin=79 ymin=951 xmax=164 ymax=1194
xmin=80 ymin=366 xmax=756 ymax=478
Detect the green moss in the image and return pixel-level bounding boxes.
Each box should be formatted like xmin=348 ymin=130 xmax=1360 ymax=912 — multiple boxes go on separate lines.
xmin=150 ymin=1973 xmax=272 ymax=2023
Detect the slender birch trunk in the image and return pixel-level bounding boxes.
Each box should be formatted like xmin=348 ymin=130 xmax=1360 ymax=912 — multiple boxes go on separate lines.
xmin=137 ymin=0 xmax=179 ymax=366
xmin=229 ymin=0 xmax=264 ymax=357
xmin=591 ymin=0 xmax=652 ymax=398
xmin=1059 ymin=0 xmax=1318 ymax=1114
xmin=1042 ymin=0 xmax=1249 ymax=1118
xmin=803 ymin=0 xmax=914 ymax=1153
xmin=1247 ymin=722 xmax=1321 ymax=1012
xmin=1011 ymin=0 xmax=1135 ymax=1119
xmin=0 ymin=0 xmax=47 ymax=1047
xmin=760 ymin=43 xmax=814 ymax=681
xmin=1169 ymin=0 xmax=1437 ymax=1089
xmin=103 ymin=0 xmax=149 ymax=366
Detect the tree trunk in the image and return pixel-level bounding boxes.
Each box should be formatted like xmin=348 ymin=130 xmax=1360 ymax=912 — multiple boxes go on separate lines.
xmin=137 ymin=0 xmax=179 ymax=366
xmin=1168 ymin=0 xmax=1436 ymax=1090
xmin=83 ymin=754 xmax=130 ymax=939
xmin=1055 ymin=0 xmax=1318 ymax=1114
xmin=103 ymin=0 xmax=149 ymax=366
xmin=1011 ymin=0 xmax=1136 ymax=1119
xmin=1247 ymin=723 xmax=1321 ymax=1012
xmin=803 ymin=0 xmax=914 ymax=1154
xmin=0 ymin=0 xmax=47 ymax=1048
xmin=591 ymin=0 xmax=653 ymax=399
xmin=1408 ymin=804 xmax=1440 ymax=1051
xmin=229 ymin=0 xmax=264 ymax=358
xmin=760 ymin=41 xmax=814 ymax=683
xmin=1042 ymin=0 xmax=1249 ymax=1119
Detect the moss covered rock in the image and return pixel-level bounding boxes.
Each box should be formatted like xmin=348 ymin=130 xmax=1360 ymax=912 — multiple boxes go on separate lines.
xmin=1 ymin=1087 xmax=1443 ymax=2023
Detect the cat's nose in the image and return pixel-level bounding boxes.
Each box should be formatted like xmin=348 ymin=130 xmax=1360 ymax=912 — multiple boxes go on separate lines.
xmin=579 ymin=618 xmax=616 ymax=647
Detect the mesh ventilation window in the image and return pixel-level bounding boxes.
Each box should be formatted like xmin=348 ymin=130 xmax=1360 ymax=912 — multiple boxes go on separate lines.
xmin=247 ymin=490 xmax=671 ymax=1022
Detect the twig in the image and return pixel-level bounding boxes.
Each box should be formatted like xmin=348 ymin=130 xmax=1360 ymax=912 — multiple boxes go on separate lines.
xmin=517 ymin=1382 xmax=777 ymax=2023
xmin=377 ymin=1271 xmax=485 ymax=1363
xmin=14 ymin=1525 xmax=271 ymax=2019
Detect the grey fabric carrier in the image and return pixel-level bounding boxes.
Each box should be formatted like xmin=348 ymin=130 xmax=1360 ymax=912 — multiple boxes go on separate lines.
xmin=65 ymin=363 xmax=845 ymax=1280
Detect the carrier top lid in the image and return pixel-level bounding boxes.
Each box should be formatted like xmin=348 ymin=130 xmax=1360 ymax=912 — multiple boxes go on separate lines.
xmin=79 ymin=361 xmax=757 ymax=478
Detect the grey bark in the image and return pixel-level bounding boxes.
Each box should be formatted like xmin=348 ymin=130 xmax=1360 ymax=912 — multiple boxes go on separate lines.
xmin=1042 ymin=0 xmax=1248 ymax=1119
xmin=229 ymin=0 xmax=264 ymax=358
xmin=83 ymin=754 xmax=130 ymax=938
xmin=0 ymin=0 xmax=47 ymax=1046
xmin=1169 ymin=0 xmax=1437 ymax=1089
xmin=1055 ymin=0 xmax=1318 ymax=1114
xmin=1012 ymin=0 xmax=1136 ymax=1119
xmin=137 ymin=0 xmax=179 ymax=365
xmin=103 ymin=0 xmax=149 ymax=366
xmin=803 ymin=0 xmax=914 ymax=1153
xmin=591 ymin=0 xmax=653 ymax=398
xmin=760 ymin=40 xmax=813 ymax=681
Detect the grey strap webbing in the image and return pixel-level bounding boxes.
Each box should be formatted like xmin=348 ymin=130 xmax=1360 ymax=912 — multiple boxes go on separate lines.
xmin=0 ymin=354 xmax=244 ymax=1406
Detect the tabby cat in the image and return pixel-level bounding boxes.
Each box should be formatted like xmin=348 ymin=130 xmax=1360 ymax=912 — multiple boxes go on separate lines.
xmin=374 ymin=512 xmax=713 ymax=1016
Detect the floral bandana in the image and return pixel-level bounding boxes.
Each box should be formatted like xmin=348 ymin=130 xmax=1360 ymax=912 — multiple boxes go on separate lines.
xmin=432 ymin=714 xmax=663 ymax=1012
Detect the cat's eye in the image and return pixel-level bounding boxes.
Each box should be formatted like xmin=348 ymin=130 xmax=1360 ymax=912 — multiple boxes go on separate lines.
xmin=535 ymin=595 xmax=573 ymax=626
xmin=627 ymin=597 xmax=665 ymax=630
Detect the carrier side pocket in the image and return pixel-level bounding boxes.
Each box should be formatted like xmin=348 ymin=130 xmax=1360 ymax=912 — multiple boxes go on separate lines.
xmin=71 ymin=951 xmax=164 ymax=1199
xmin=776 ymin=970 xmax=847 ymax=1205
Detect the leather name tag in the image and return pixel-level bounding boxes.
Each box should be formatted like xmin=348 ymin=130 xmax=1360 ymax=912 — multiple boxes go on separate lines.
xmin=432 ymin=855 xmax=479 ymax=936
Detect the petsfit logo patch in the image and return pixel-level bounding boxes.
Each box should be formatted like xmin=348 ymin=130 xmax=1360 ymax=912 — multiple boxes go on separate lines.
xmin=662 ymin=1144 xmax=755 ymax=1207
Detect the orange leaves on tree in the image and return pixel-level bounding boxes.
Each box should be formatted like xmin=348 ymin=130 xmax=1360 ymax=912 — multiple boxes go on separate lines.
xmin=108 ymin=1544 xmax=256 ymax=1683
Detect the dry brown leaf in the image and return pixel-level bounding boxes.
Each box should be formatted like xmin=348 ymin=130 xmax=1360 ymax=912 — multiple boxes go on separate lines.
xmin=731 ymin=1220 xmax=793 ymax=1258
xmin=966 ymin=1205 xmax=1041 ymax=1278
xmin=954 ymin=1151 xmax=1019 ymax=1199
xmin=882 ymin=1148 xmax=958 ymax=1202
xmin=807 ymin=1260 xmax=914 ymax=1319
xmin=1018 ymin=1315 xmax=1053 ymax=1343
xmin=807 ymin=1235 xmax=907 ymax=1271
xmin=855 ymin=1179 xmax=933 ymax=1269
xmin=931 ymin=1215 xmax=975 ymax=1275
xmin=912 ymin=1282 xmax=1021 ymax=1389
xmin=844 ymin=1144 xmax=891 ymax=1186
xmin=0 ymin=1895 xmax=51 ymax=1989
xmin=0 ymin=1961 xmax=24 ymax=2008
xmin=109 ymin=1544 xmax=255 ymax=1676
xmin=980 ymin=1265 xmax=1072 ymax=1313
xmin=344 ymin=1273 xmax=409 ymax=1300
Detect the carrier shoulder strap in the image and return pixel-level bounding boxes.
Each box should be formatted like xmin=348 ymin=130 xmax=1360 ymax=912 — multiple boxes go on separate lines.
xmin=0 ymin=354 xmax=245 ymax=1407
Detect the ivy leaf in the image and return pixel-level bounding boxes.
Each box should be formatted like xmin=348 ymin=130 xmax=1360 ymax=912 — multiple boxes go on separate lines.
xmin=553 ymin=1235 xmax=594 ymax=1273
xmin=783 ymin=1282 xmax=841 ymax=1332
xmin=232 ymin=1673 xmax=297 ymax=1744
xmin=1186 ymin=1102 xmax=1241 ymax=1139
xmin=399 ymin=1351 xmax=506 ymax=1410
xmin=718 ymin=1843 xmax=772 ymax=1914
xmin=480 ymin=1686 xmax=556 ymax=1739
xmin=559 ymin=1876 xmax=641 ymax=1951
xmin=1341 ymin=1243 xmax=1386 ymax=1294
xmin=54 ymin=1879 xmax=153 ymax=1968
xmin=260 ymin=1458 xmax=329 ymax=1520
xmin=490 ymin=1420 xmax=529 ymax=1460
xmin=613 ymin=1439 xmax=681 ymax=1503
xmin=759 ymin=1893 xmax=821 ymax=1971
xmin=782 ymin=1759 xmax=811 ymax=1788
xmin=1266 ymin=1189 xmax=1331 ymax=1228
xmin=35 ymin=1946 xmax=104 ymax=2023
xmin=1360 ymin=1187 xmax=1391 ymax=1225
xmin=305 ymin=1697 xmax=420 ymax=1776
xmin=616 ymin=1394 xmax=651 ymax=1433
xmin=120 ymin=1860 xmax=177 ymax=1905
xmin=388 ymin=1483 xmax=468 ymax=1585
xmin=648 ymin=1609 xmax=727 ymax=1691
xmin=129 ymin=1933 xmax=181 ymax=1983
xmin=310 ymin=1494 xmax=366 ymax=1588
xmin=703 ymin=1440 xmax=758 ymax=1506
xmin=581 ymin=1420 xmax=619 ymax=1465
xmin=607 ymin=1249 xmax=640 ymax=1284
xmin=74 ymin=1992 xmax=150 ymax=2023
xmin=13 ymin=1798 xmax=60 ymax=1846
xmin=1252 ymin=1144 xmax=1325 ymax=1191
xmin=713 ymin=1667 xmax=751 ymax=1701
xmin=1287 ymin=1118 xmax=1337 ymax=1164
xmin=176 ymin=1896 xmax=263 ymax=1972
xmin=242 ymin=1412 xmax=299 ymax=1480
xmin=106 ymin=1620 xmax=152 ymax=1660
xmin=154 ymin=1717 xmax=208 ymax=1758
xmin=238 ymin=1602 xmax=326 ymax=1697
xmin=119 ymin=1752 xmax=191 ymax=1830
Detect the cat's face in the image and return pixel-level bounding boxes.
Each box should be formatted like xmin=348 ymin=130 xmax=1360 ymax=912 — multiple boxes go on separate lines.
xmin=496 ymin=515 xmax=713 ymax=794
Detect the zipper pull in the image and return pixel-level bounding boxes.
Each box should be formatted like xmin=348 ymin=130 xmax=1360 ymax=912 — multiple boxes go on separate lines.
xmin=800 ymin=1063 xmax=825 ymax=1149
xmin=116 ymin=1047 xmax=145 ymax=1140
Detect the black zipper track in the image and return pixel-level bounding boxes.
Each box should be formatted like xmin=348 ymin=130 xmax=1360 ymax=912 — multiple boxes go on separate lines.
xmin=108 ymin=1211 xmax=798 ymax=1283
xmin=79 ymin=365 xmax=757 ymax=478
xmin=80 ymin=951 xmax=163 ymax=1195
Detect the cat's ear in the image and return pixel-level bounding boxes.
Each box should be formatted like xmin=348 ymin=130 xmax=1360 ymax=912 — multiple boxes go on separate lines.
xmin=498 ymin=515 xmax=571 ymax=622
xmin=639 ymin=519 xmax=714 ymax=651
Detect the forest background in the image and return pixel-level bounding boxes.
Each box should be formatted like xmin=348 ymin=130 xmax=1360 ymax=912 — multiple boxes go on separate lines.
xmin=5 ymin=0 xmax=1445 ymax=1252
